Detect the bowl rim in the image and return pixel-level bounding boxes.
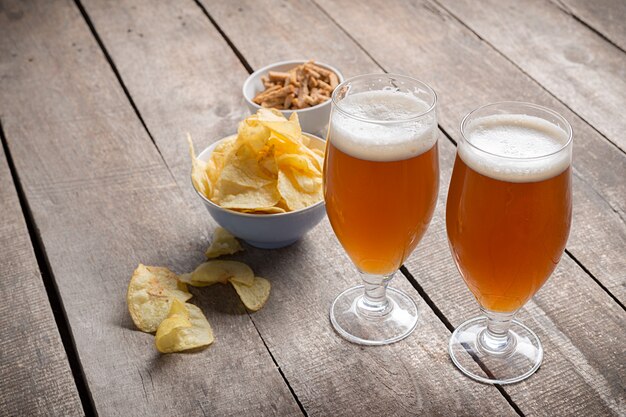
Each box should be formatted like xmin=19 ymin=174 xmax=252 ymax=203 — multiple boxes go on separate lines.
xmin=192 ymin=133 xmax=326 ymax=218
xmin=242 ymin=59 xmax=345 ymax=114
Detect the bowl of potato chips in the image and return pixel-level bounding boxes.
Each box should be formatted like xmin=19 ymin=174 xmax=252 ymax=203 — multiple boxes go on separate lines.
xmin=243 ymin=60 xmax=343 ymax=135
xmin=189 ymin=109 xmax=327 ymax=249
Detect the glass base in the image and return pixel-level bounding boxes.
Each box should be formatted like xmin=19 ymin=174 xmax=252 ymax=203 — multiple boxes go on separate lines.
xmin=449 ymin=316 xmax=543 ymax=384
xmin=330 ymin=285 xmax=418 ymax=346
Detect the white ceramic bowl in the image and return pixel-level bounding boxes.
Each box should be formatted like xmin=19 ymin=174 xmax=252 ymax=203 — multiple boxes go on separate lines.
xmin=194 ymin=134 xmax=327 ymax=249
xmin=242 ymin=60 xmax=344 ymax=136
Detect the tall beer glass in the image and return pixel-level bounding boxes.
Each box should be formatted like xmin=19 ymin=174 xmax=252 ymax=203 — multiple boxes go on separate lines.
xmin=447 ymin=102 xmax=572 ymax=383
xmin=324 ymin=74 xmax=439 ymax=345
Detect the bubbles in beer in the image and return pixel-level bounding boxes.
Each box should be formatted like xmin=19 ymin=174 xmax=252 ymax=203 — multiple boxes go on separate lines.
xmin=330 ymin=90 xmax=437 ymax=162
xmin=459 ymin=114 xmax=571 ymax=183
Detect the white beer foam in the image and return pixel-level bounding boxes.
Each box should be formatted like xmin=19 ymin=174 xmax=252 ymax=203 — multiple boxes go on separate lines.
xmin=459 ymin=114 xmax=571 ymax=183
xmin=330 ymin=90 xmax=437 ymax=162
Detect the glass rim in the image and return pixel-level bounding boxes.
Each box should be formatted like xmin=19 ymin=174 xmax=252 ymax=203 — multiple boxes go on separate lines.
xmin=459 ymin=101 xmax=573 ymax=161
xmin=331 ymin=73 xmax=437 ymax=124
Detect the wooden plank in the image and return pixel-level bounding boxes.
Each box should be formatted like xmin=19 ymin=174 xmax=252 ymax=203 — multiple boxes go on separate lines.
xmin=0 ymin=0 xmax=302 ymax=415
xmin=77 ymin=0 xmax=519 ymax=414
xmin=305 ymin=0 xmax=626 ymax=304
xmin=551 ymin=0 xmax=626 ymax=52
xmin=437 ymin=0 xmax=626 ymax=152
xmin=0 ymin=141 xmax=84 ymax=416
xmin=304 ymin=0 xmax=626 ymax=414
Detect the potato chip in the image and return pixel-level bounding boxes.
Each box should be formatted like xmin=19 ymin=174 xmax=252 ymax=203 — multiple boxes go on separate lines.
xmin=236 ymin=115 xmax=270 ymax=151
xmin=267 ymin=132 xmax=306 ymax=157
xmin=178 ymin=270 xmax=217 ymax=288
xmin=191 ymin=109 xmax=324 ymax=214
xmin=205 ymin=227 xmax=243 ymax=259
xmin=178 ymin=272 xmax=214 ymax=288
xmin=155 ymin=299 xmax=214 ymax=353
xmin=216 ymin=182 xmax=281 ymax=210
xmin=230 ymin=277 xmax=271 ymax=312
xmin=292 ymin=172 xmax=322 ymax=194
xmin=258 ymin=145 xmax=278 ymax=177
xmin=127 ymin=264 xmax=192 ymax=333
xmin=277 ymin=168 xmax=322 ymax=211
xmin=276 ymin=153 xmax=321 ymax=176
xmin=219 ymin=146 xmax=275 ymax=188
xmin=183 ymin=260 xmax=254 ymax=287
xmin=239 ymin=206 xmax=286 ymax=214
xmin=206 ymin=139 xmax=236 ymax=187
xmin=256 ymin=109 xmax=302 ymax=142
xmin=187 ymin=134 xmax=211 ymax=198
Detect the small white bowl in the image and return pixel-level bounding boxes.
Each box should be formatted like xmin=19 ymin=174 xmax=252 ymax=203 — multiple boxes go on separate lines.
xmin=194 ymin=134 xmax=327 ymax=249
xmin=242 ymin=60 xmax=344 ymax=136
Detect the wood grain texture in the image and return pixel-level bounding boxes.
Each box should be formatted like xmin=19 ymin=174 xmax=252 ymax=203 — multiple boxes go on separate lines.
xmin=77 ymin=0 xmax=518 ymax=414
xmin=310 ymin=0 xmax=626 ymax=304
xmin=438 ymin=0 xmax=626 ymax=151
xmin=0 ymin=0 xmax=302 ymax=415
xmin=0 ymin=140 xmax=84 ymax=416
xmin=307 ymin=0 xmax=626 ymax=414
xmin=551 ymin=0 xmax=626 ymax=51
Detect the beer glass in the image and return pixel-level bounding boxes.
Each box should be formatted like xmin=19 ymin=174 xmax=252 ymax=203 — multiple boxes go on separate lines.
xmin=446 ymin=102 xmax=572 ymax=383
xmin=324 ymin=74 xmax=439 ymax=345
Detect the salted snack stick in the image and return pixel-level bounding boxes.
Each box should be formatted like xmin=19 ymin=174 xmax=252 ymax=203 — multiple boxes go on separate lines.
xmin=268 ymin=71 xmax=290 ymax=81
xmin=252 ymin=61 xmax=338 ymax=110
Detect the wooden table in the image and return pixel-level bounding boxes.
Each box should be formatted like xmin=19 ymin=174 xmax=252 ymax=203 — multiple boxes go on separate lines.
xmin=1 ymin=0 xmax=624 ymax=415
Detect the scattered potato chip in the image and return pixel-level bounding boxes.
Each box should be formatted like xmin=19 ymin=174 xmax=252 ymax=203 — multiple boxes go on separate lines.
xmin=205 ymin=227 xmax=243 ymax=259
xmin=155 ymin=299 xmax=214 ymax=353
xmin=182 ymin=260 xmax=254 ymax=287
xmin=127 ymin=264 xmax=192 ymax=333
xmin=189 ymin=109 xmax=324 ymax=214
xmin=230 ymin=277 xmax=271 ymax=311
xmin=178 ymin=270 xmax=215 ymax=288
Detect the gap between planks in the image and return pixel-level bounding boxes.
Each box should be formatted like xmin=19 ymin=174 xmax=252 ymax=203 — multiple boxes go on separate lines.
xmin=0 ymin=121 xmax=96 ymax=417
xmin=192 ymin=0 xmax=254 ymax=74
xmin=429 ymin=0 xmax=626 ymax=157
xmin=549 ymin=0 xmax=626 ymax=55
xmin=310 ymin=0 xmax=388 ymax=73
xmin=73 ymin=0 xmax=169 ymax=174
xmin=565 ymin=249 xmax=626 ymax=312
xmin=247 ymin=311 xmax=308 ymax=417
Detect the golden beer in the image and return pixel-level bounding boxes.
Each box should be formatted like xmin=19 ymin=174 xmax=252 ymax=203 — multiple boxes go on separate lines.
xmin=325 ymin=141 xmax=439 ymax=275
xmin=325 ymin=75 xmax=439 ymax=345
xmin=447 ymin=102 xmax=573 ymax=385
xmin=446 ymin=113 xmax=572 ymax=313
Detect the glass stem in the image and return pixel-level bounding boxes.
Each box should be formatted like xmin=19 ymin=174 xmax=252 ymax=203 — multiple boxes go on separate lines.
xmin=478 ymin=308 xmax=516 ymax=355
xmin=356 ymin=272 xmax=393 ymax=318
